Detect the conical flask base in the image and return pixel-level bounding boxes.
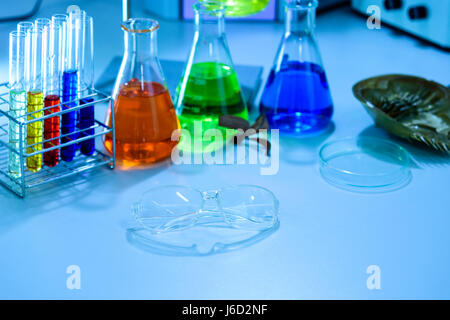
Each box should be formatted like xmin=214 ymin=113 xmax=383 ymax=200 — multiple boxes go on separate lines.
xmin=260 ymin=61 xmax=333 ymax=136
xmin=177 ymin=62 xmax=248 ymax=153
xmin=105 ymin=80 xmax=180 ymax=165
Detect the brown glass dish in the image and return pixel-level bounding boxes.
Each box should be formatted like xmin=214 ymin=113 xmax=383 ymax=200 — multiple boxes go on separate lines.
xmin=353 ymin=74 xmax=450 ymax=153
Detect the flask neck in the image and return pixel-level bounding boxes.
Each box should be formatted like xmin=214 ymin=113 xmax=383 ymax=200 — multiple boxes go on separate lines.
xmin=285 ymin=3 xmax=316 ymax=36
xmin=124 ymin=30 xmax=158 ymax=59
xmin=195 ymin=11 xmax=225 ymax=38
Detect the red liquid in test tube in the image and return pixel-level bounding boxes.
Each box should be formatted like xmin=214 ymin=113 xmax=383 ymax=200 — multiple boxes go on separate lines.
xmin=43 ymin=95 xmax=60 ymax=167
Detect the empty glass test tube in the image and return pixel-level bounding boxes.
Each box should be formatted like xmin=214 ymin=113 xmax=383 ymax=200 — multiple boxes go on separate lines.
xmin=17 ymin=21 xmax=33 ymax=91
xmin=51 ymin=14 xmax=68 ymax=96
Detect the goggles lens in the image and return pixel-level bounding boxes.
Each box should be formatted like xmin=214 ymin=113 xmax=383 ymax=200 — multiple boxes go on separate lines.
xmin=219 ymin=185 xmax=278 ymax=231
xmin=133 ymin=185 xmax=279 ymax=233
xmin=133 ymin=186 xmax=202 ymax=233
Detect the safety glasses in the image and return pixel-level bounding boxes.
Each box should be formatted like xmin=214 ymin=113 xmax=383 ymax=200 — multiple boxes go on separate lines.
xmin=132 ymin=185 xmax=279 ymax=233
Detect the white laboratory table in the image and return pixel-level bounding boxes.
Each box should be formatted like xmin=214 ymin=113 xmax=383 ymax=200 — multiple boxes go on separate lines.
xmin=0 ymin=2 xmax=449 ymax=299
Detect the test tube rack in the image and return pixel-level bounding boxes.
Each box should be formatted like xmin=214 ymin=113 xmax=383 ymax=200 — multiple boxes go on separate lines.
xmin=0 ymin=82 xmax=115 ymax=198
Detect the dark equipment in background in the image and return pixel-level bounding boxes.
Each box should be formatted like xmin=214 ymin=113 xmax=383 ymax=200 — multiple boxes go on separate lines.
xmin=352 ymin=0 xmax=450 ymax=50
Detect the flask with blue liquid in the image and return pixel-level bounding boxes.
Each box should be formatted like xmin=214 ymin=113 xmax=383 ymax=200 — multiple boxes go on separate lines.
xmin=260 ymin=0 xmax=333 ymax=135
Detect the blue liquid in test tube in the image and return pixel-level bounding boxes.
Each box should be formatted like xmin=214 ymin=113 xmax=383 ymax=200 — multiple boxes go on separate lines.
xmin=61 ymin=69 xmax=78 ymax=161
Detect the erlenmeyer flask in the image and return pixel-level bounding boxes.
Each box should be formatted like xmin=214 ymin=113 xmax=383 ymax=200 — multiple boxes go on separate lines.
xmin=260 ymin=0 xmax=333 ymax=135
xmin=175 ymin=1 xmax=248 ymax=153
xmin=105 ymin=18 xmax=180 ymax=166
xmin=216 ymin=0 xmax=270 ymax=17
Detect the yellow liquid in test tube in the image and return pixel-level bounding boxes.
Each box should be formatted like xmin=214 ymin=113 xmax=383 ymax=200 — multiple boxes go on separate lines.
xmin=27 ymin=91 xmax=43 ymax=172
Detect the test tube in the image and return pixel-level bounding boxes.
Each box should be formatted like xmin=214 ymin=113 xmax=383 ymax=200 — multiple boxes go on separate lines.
xmin=35 ymin=18 xmax=51 ymax=32
xmin=61 ymin=10 xmax=82 ymax=162
xmin=26 ymin=26 xmax=46 ymax=172
xmin=8 ymin=31 xmax=27 ymax=178
xmin=74 ymin=10 xmax=87 ymax=153
xmin=51 ymin=14 xmax=68 ymax=96
xmin=79 ymin=15 xmax=95 ymax=156
xmin=17 ymin=21 xmax=33 ymax=91
xmin=43 ymin=23 xmax=62 ymax=167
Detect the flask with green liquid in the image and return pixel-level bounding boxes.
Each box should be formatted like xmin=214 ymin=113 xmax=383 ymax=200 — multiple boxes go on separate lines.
xmin=217 ymin=0 xmax=270 ymax=17
xmin=175 ymin=0 xmax=248 ymax=154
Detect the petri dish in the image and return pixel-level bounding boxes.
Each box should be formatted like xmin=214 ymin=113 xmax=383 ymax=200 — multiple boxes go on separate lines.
xmin=319 ymin=137 xmax=412 ymax=193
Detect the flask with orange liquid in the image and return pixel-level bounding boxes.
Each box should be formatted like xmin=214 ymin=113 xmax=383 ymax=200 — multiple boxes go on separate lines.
xmin=105 ymin=18 xmax=179 ymax=166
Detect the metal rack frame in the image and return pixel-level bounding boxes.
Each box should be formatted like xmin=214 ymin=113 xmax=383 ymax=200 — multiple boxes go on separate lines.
xmin=0 ymin=82 xmax=115 ymax=197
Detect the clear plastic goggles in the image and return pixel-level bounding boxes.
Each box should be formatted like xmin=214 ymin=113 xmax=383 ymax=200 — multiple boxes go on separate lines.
xmin=132 ymin=185 xmax=279 ymax=234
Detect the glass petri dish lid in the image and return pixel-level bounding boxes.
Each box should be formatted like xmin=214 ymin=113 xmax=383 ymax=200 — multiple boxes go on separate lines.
xmin=319 ymin=137 xmax=412 ymax=192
